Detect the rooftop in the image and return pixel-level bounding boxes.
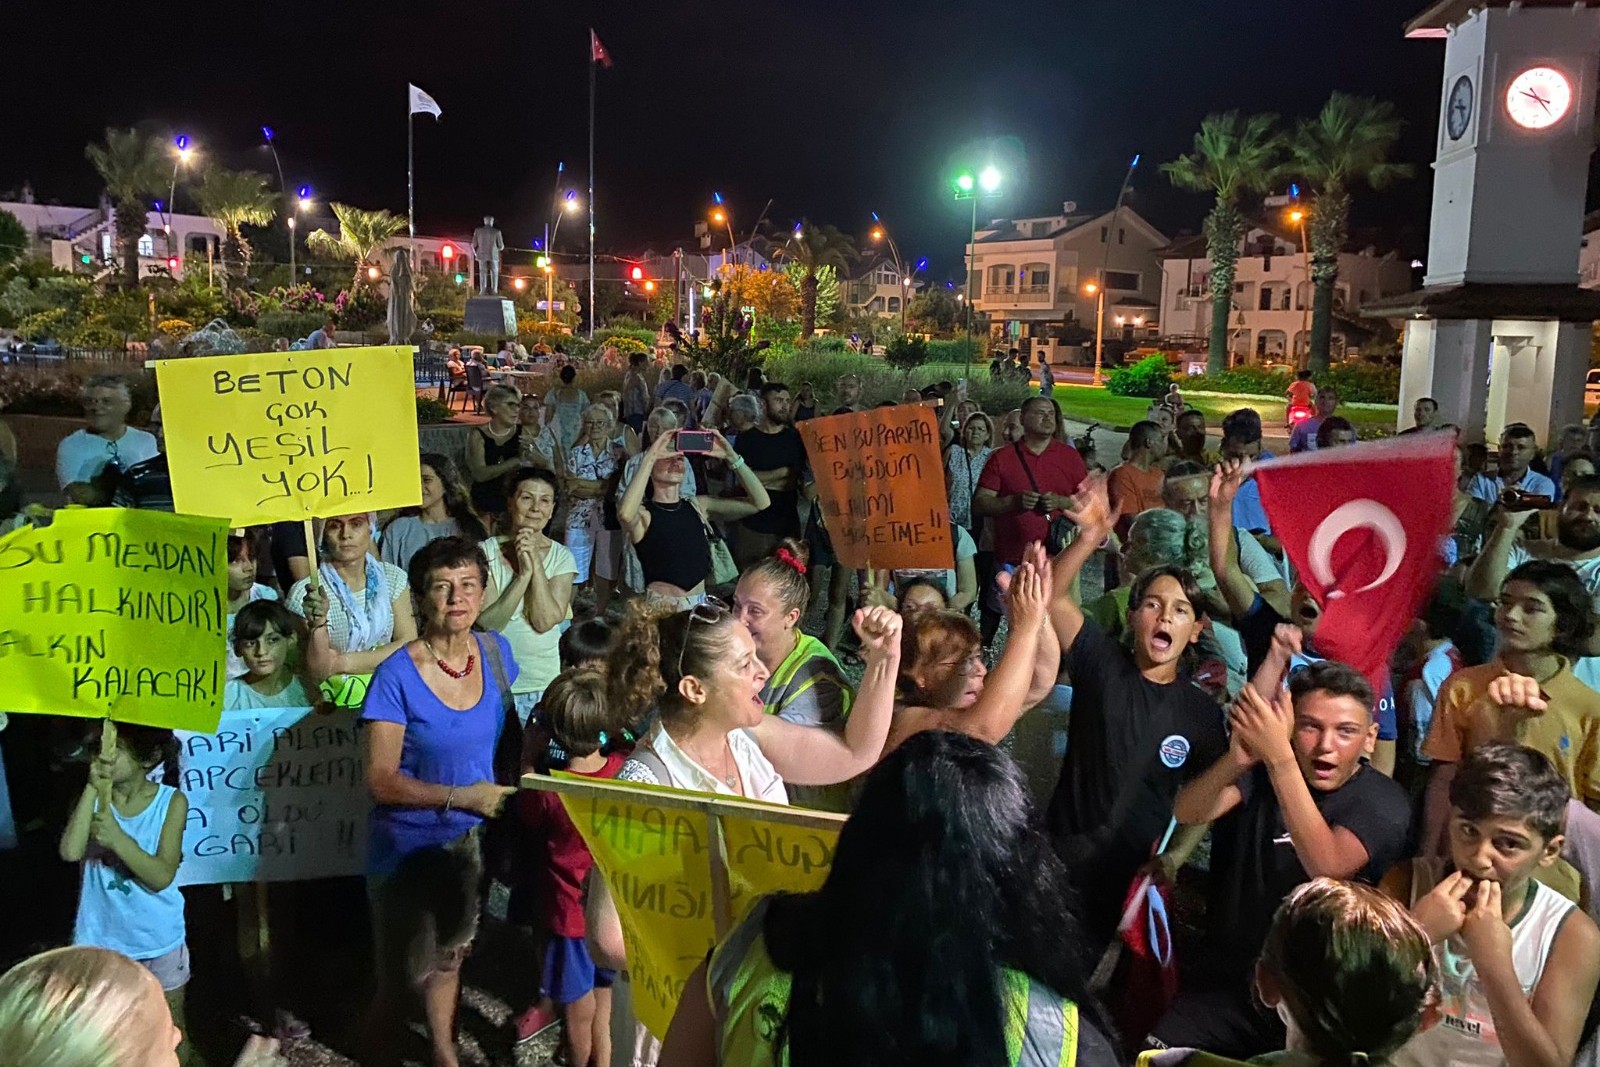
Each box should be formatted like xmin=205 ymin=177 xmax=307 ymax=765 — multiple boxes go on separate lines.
xmin=1405 ymin=0 xmax=1600 ymax=37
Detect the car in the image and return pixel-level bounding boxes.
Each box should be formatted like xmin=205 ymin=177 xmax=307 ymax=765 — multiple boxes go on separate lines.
xmin=1587 ymin=368 xmax=1600 ymax=407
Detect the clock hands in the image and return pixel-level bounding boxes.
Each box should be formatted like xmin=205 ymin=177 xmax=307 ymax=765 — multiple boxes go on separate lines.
xmin=1522 ymin=88 xmax=1553 ymax=116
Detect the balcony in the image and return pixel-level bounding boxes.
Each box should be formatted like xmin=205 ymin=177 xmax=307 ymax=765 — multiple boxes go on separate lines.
xmin=977 ymin=283 xmax=1054 ymax=309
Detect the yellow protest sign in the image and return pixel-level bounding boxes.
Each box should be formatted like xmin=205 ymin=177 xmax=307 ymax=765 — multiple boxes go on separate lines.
xmin=153 ymin=347 xmax=422 ymax=525
xmin=0 ymin=508 xmax=228 ymax=731
xmin=542 ymin=775 xmax=842 ymax=1038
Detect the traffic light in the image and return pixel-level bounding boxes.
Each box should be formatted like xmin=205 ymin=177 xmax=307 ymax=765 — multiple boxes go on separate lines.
xmin=441 ymin=243 xmax=455 ymax=261
xmin=536 ymin=255 xmax=549 ymax=269
xmin=167 ymin=256 xmax=179 ymax=271
xmin=630 ymin=266 xmax=643 ymax=281
xmin=454 ymin=272 xmax=465 ymax=285
xmin=644 ymin=280 xmax=655 ymax=292
xmin=79 ymin=254 xmax=92 ymax=265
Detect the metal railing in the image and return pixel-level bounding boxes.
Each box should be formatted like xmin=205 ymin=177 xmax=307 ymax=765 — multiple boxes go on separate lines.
xmin=0 ymin=344 xmax=145 ymax=369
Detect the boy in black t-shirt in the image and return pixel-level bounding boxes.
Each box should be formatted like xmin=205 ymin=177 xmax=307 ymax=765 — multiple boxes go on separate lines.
xmin=1044 ymin=473 xmax=1228 ymax=951
xmin=1150 ymin=640 xmax=1412 ymax=1057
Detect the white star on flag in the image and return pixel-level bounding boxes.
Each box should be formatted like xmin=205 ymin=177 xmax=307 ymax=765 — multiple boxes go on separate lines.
xmin=408 ymin=83 xmax=442 ymax=119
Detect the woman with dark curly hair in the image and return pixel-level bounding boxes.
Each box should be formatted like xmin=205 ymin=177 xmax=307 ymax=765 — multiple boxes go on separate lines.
xmin=659 ymin=730 xmax=1120 ymax=1067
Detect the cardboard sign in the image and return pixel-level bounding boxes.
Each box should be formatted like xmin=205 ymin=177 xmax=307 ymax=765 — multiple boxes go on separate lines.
xmin=798 ymin=406 xmax=952 ymax=570
xmin=153 ymin=347 xmax=422 ymax=525
xmin=0 ymin=509 xmax=228 ymax=731
xmin=545 ymin=777 xmax=843 ymax=1037
xmin=175 ymin=707 xmax=368 ymax=885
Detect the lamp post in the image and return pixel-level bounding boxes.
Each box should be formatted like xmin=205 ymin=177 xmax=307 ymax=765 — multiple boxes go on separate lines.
xmin=1085 ymin=280 xmax=1107 ymax=384
xmin=869 ymin=213 xmax=924 ymax=332
xmin=953 ymin=165 xmax=1002 ymax=376
xmin=1289 ymin=206 xmax=1311 ymax=369
xmin=165 ymin=135 xmax=193 ymax=259
xmin=710 ymin=193 xmax=738 ymax=269
xmin=1090 ymin=153 xmax=1141 ymax=386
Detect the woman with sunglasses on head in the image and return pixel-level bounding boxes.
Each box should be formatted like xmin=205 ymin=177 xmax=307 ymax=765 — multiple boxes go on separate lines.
xmin=616 ymin=426 xmax=770 ymax=610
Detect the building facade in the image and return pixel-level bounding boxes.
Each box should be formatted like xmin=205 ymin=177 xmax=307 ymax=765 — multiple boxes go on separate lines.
xmin=2 ymin=198 xmax=223 ymax=282
xmin=840 ymin=254 xmax=920 ymax=318
xmin=1158 ymin=224 xmax=1413 ymax=364
xmin=966 ymin=204 xmax=1167 ymax=365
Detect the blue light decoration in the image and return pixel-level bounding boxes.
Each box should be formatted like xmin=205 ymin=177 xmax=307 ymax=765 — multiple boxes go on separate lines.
xmin=262 ymin=125 xmax=275 ymax=142
xmin=564 ymin=190 xmax=578 ymax=204
xmin=946 ymin=281 xmax=955 ymax=290
xmin=871 ymin=211 xmax=880 ymax=222
xmin=916 ymin=257 xmax=929 ymax=271
xmin=533 ymin=238 xmax=543 ymax=250
xmin=175 ymin=135 xmax=189 ymax=150
xmin=558 ymin=161 xmax=565 ymax=174
xmin=297 ymin=185 xmax=311 ymax=199
xmin=758 ymin=263 xmax=769 ymax=272
xmin=1290 ymin=183 xmax=1301 ymax=198
xmin=1131 ymin=153 xmax=1141 ymax=168
xmin=153 ymin=200 xmax=163 ymax=212
xmin=712 ymin=191 xmax=724 ymax=205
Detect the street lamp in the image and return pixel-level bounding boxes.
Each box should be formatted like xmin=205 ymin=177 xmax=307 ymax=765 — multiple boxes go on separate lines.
xmin=165 ymin=135 xmax=193 ymax=258
xmin=1088 ymin=153 xmax=1141 ymax=386
xmin=710 ymin=195 xmax=737 ymax=268
xmin=288 ymin=185 xmax=312 ymax=279
xmin=1289 ymin=205 xmax=1311 ymax=368
xmin=953 ymin=165 xmax=1003 ymax=375
xmin=869 ymin=212 xmax=920 ymax=332
xmin=537 ymin=255 xmax=556 ymax=327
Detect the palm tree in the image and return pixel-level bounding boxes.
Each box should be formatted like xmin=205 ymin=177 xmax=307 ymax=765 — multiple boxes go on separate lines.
xmin=788 ymin=222 xmax=856 ymax=340
xmin=84 ymin=127 xmax=167 ymax=288
xmin=1288 ymin=93 xmax=1412 ymax=372
xmin=191 ymin=168 xmax=276 ymax=286
xmin=305 ymin=203 xmax=408 ymax=292
xmin=1162 ymin=112 xmax=1283 ymax=374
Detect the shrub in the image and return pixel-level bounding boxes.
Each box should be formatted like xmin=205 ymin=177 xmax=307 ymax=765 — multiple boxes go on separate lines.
xmin=423 ymin=309 xmax=464 ymax=334
xmin=332 ymin=287 xmax=385 ymax=330
xmin=594 ymin=326 xmax=656 ymax=349
xmin=606 ymin=336 xmax=650 ymax=356
xmin=1106 ymin=354 xmax=1174 ymax=398
xmin=883 ymin=334 xmax=929 ymax=374
xmin=416 ymin=396 xmax=453 ymax=423
xmin=757 ymin=347 xmax=1028 ymax=414
xmin=16 ymin=307 xmax=75 ymax=342
xmin=927 ymin=337 xmax=987 ymax=365
xmin=256 ymin=309 xmax=324 ymax=343
xmin=1182 ymin=361 xmax=1399 ymax=404
xmin=62 ymin=323 xmax=128 ymax=349
xmin=156 ymin=318 xmax=195 ymax=338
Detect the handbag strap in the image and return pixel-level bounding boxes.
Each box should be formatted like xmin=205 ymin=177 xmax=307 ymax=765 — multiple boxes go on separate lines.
xmin=479 ymin=633 xmax=523 ymax=785
xmin=690 ymin=497 xmax=723 ymax=543
xmin=1013 ymin=441 xmax=1043 ymax=495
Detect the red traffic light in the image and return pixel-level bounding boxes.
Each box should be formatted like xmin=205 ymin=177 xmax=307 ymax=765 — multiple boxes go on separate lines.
xmin=630 ymin=266 xmax=644 ymax=281
xmin=166 ymin=256 xmax=179 ymax=271
xmin=441 ymin=243 xmax=455 ymax=260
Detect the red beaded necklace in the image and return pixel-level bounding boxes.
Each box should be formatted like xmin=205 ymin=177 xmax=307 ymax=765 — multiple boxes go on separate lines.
xmin=426 ymin=639 xmax=476 ymax=679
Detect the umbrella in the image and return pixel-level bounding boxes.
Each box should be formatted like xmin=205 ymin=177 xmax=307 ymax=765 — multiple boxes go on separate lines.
xmin=387 ymin=248 xmax=417 ymax=346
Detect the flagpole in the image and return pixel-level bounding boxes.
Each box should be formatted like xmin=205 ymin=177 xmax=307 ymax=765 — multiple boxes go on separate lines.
xmin=587 ymin=43 xmax=596 ymax=340
xmin=407 ymin=110 xmax=416 ymax=266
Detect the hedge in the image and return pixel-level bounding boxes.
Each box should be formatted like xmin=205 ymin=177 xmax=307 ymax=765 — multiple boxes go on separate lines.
xmin=1106 ymin=355 xmax=1173 ymax=399
xmin=1182 ymin=362 xmax=1400 ymax=404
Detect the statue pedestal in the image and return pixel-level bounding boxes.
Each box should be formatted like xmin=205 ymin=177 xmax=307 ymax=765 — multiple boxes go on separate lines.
xmin=464 ymin=296 xmax=517 ymax=336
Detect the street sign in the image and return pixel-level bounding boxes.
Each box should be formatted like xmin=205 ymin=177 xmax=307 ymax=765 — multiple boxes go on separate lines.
xmin=536 ymin=300 xmax=566 ymax=311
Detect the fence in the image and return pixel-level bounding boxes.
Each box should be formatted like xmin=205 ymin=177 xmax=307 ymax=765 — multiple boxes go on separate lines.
xmin=0 ymin=344 xmax=145 ymax=370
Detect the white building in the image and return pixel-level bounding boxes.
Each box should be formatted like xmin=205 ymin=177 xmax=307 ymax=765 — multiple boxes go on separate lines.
xmin=966 ymin=204 xmax=1167 ymax=365
xmin=1158 ymin=222 xmax=1413 ymax=364
xmin=840 ymin=254 xmax=921 ymax=318
xmin=1 ymin=198 xmax=222 ymax=282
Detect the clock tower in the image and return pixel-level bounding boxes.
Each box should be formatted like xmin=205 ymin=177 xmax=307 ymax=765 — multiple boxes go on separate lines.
xmin=1376 ymin=1 xmax=1600 ymax=443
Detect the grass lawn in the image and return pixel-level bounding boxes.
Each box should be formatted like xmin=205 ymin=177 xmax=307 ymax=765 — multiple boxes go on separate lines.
xmin=1050 ymin=383 xmax=1398 ymax=436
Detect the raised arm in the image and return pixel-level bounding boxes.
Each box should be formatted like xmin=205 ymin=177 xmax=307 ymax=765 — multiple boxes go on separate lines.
xmin=753 ymin=607 xmax=901 ymax=785
xmin=699 ymin=430 xmax=771 ymax=522
xmin=1209 ymin=460 xmax=1261 ymax=620
xmin=1047 ymin=474 xmax=1114 ymax=653
xmin=965 ymin=557 xmax=1050 ymax=743
xmin=617 ymin=432 xmax=676 ymax=540
xmin=1465 ymin=506 xmax=1534 ymax=601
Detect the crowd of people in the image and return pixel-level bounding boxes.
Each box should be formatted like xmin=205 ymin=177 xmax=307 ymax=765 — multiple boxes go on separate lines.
xmin=4 ymin=358 xmax=1600 ymax=1067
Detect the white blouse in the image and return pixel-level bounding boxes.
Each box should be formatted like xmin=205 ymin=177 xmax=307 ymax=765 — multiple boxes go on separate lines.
xmin=618 ymin=721 xmax=789 ymax=805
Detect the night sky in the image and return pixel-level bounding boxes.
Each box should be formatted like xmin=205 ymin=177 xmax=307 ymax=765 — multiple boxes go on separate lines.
xmin=5 ymin=1 xmax=1451 ymax=278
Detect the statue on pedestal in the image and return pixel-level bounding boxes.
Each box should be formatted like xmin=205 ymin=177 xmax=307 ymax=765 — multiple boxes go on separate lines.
xmin=471 ymin=216 xmax=504 ymax=296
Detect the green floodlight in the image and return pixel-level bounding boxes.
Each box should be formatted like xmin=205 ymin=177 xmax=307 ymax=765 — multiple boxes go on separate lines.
xmin=955 ymin=173 xmax=975 ymax=194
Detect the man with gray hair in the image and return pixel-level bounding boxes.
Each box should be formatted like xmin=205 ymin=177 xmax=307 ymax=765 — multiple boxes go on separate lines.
xmin=56 ymin=374 xmax=159 ymax=506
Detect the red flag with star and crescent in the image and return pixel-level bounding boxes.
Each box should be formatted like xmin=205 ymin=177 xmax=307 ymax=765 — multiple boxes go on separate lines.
xmin=590 ymin=29 xmax=613 ymax=68
xmin=1251 ymin=433 xmax=1456 ymax=692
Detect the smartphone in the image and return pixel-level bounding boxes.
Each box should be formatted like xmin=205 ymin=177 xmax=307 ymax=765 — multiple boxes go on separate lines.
xmin=675 ymin=430 xmax=716 ymax=454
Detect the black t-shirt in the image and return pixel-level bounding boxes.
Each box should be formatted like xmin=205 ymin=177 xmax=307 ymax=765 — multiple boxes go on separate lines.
xmin=268 ymin=520 xmax=309 ymax=593
xmin=734 ymin=425 xmax=807 ymax=536
xmin=1047 ymin=620 xmax=1227 ymax=908
xmin=1206 ymin=762 xmax=1413 ymax=977
xmin=1236 ymin=593 xmax=1288 ymax=680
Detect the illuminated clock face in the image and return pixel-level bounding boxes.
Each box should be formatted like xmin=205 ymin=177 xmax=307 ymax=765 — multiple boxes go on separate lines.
xmin=1505 ymin=66 xmax=1572 ymax=130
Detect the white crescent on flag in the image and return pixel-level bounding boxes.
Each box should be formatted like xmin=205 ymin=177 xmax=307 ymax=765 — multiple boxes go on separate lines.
xmin=408 ymin=83 xmax=442 ymax=119
xmin=1306 ymin=498 xmax=1407 ymax=600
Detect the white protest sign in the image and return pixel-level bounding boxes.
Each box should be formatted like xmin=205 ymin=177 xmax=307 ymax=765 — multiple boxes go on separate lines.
xmin=175 ymin=707 xmax=369 ymax=885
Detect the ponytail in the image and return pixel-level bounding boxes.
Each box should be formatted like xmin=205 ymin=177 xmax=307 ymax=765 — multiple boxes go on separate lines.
xmin=739 ymin=538 xmax=812 ymax=619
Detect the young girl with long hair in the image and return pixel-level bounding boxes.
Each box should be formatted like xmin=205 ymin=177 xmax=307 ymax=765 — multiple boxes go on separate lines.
xmin=381 ymin=453 xmax=488 ymax=573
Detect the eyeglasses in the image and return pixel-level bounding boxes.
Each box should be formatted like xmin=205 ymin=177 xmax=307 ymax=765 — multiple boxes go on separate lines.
xmin=676 ymin=596 xmax=730 ymax=679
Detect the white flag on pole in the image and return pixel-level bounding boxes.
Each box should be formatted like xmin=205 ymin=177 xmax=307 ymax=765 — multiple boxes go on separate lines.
xmin=408 ymin=83 xmax=442 ymax=119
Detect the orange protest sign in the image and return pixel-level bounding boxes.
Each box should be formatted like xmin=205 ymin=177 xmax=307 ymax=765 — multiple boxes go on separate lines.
xmin=798 ymin=406 xmax=952 ymax=570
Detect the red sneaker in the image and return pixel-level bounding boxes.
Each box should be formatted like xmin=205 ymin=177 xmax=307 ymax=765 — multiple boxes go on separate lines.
xmin=514 ymin=1003 xmax=560 ymax=1045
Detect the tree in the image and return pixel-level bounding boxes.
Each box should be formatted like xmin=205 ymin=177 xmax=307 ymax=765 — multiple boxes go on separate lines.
xmin=884 ymin=334 xmax=929 ymax=374
xmin=84 ymin=127 xmax=167 ymax=288
xmin=720 ymin=263 xmax=801 ymax=322
xmin=786 ymin=223 xmax=855 ymax=339
xmin=191 ymin=168 xmax=276 ymax=286
xmin=0 ymin=209 xmax=26 ymax=269
xmin=1288 ymin=93 xmax=1411 ymax=373
xmin=304 ymin=203 xmax=407 ymax=292
xmin=1162 ymin=112 xmax=1283 ymax=374
xmin=907 ymin=285 xmax=961 ymax=333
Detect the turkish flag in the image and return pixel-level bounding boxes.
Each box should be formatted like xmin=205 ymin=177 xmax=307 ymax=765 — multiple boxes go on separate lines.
xmin=590 ymin=29 xmax=614 ymax=68
xmin=1251 ymin=433 xmax=1456 ymax=692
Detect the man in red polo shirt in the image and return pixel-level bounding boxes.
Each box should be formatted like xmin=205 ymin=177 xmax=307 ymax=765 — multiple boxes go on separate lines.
xmin=974 ymin=395 xmax=1090 ymax=566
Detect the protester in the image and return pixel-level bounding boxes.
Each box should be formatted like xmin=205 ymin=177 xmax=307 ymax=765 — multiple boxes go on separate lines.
xmin=1314 ymin=416 xmax=1357 ymax=449
xmin=997 ymin=407 xmax=1024 ymax=444
xmin=973 ymin=395 xmax=1089 ymax=642
xmin=875 ymin=519 xmax=979 ymax=616
xmin=478 ymin=468 xmax=576 ymax=725
xmin=56 ymin=374 xmax=159 ymax=506
xmin=730 ymin=382 xmax=807 ymax=568
xmin=1109 ymin=420 xmax=1169 ymax=527
xmin=1468 ymin=423 xmax=1556 ymax=505
xmin=1171 ymin=410 xmax=1216 ymax=468
xmin=609 ymin=601 xmax=900 ymax=797
xmin=1400 ymin=396 xmax=1440 ymax=435
xmin=895 ymin=577 xmax=949 ymax=615
xmin=830 ymin=374 xmax=864 ymax=415
xmin=1221 ymin=408 xmax=1276 ymax=547
xmin=1043 ymin=475 xmax=1228 ymax=950
xmin=517 ymin=392 xmax=561 ymax=472
xmin=1155 ymin=655 xmax=1412 ymax=1056
xmin=110 ymin=403 xmax=173 ymax=511
xmin=509 ymin=667 xmax=624 ymax=1059
xmin=466 ymin=384 xmax=536 ymax=520
xmin=1422 ymin=560 xmax=1600 ymax=850
xmin=380 ymin=453 xmax=489 ymax=574
xmin=1037 ymin=351 xmax=1055 ymax=395
xmin=0 ymin=946 xmax=282 ymax=1067
xmin=617 ymin=428 xmax=769 ymax=608
xmin=1388 ymin=744 xmax=1600 ymax=1067
xmin=1148 ymin=879 xmax=1438 ymax=1067
xmin=1289 ymin=385 xmax=1338 ymax=453
xmin=226 ymin=529 xmax=280 ymax=680
xmin=1400 ymin=584 xmax=1468 ymax=794
xmin=657 ymin=731 xmax=1119 ymax=1067
xmin=306 ymin=315 xmax=336 ymax=349
xmin=883 ymin=553 xmax=1059 ymax=754
xmin=564 ymin=403 xmax=625 ymax=607
xmin=542 ymin=366 xmax=590 ymax=453
xmin=1544 ymin=422 xmax=1588 ymax=487
xmin=945 ymin=410 xmax=995 ymax=534
xmin=225 ymin=600 xmax=313 ymax=710
xmin=360 ymin=536 xmax=519 ymax=1067
xmin=733 ymin=541 xmax=853 ymax=728
xmin=58 ymin=724 xmax=193 ymax=1061
xmin=292 ymin=513 xmax=418 ymax=683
